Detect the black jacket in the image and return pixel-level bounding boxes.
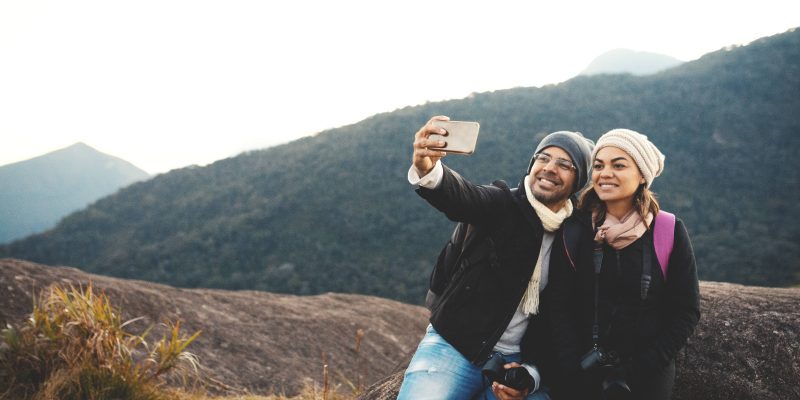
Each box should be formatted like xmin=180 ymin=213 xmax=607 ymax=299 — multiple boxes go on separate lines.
xmin=548 ymin=210 xmax=701 ymax=397
xmin=417 ymin=165 xmax=570 ymax=380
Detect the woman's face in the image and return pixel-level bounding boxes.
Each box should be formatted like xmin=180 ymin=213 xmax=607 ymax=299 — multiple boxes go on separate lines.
xmin=592 ymin=146 xmax=646 ymax=205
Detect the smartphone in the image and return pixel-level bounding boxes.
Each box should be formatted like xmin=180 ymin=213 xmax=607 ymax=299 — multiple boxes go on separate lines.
xmin=429 ymin=120 xmax=481 ymax=155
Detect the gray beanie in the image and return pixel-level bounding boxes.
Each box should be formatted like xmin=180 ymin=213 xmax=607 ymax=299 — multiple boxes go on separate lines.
xmin=593 ymin=128 xmax=665 ymax=188
xmin=527 ymin=131 xmax=595 ymax=194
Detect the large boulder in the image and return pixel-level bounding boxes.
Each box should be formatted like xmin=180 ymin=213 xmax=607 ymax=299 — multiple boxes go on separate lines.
xmin=358 ymin=282 xmax=800 ymax=400
xmin=0 ymin=258 xmax=428 ymax=396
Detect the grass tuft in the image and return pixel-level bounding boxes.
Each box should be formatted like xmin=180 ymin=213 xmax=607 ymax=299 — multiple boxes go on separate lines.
xmin=0 ymin=283 xmax=201 ymax=400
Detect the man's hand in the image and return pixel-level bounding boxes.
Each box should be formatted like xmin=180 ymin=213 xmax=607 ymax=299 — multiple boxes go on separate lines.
xmin=412 ymin=115 xmax=449 ymax=177
xmin=490 ymin=362 xmax=530 ymax=400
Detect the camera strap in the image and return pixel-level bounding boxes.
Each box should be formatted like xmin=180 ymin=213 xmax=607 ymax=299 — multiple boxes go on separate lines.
xmin=591 ymin=240 xmax=603 ymax=346
xmin=641 ymin=230 xmax=653 ymax=301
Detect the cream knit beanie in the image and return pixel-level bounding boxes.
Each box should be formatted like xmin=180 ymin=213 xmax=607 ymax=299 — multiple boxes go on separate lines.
xmin=593 ymin=129 xmax=665 ymax=188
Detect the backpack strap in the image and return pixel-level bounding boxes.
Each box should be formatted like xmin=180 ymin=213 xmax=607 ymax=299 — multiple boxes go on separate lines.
xmin=653 ymin=211 xmax=676 ymax=280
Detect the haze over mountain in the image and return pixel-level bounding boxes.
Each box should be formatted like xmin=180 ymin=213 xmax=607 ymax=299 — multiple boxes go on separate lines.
xmin=580 ymin=48 xmax=684 ymax=76
xmin=1 ymin=28 xmax=798 ymax=304
xmin=0 ymin=143 xmax=149 ymax=243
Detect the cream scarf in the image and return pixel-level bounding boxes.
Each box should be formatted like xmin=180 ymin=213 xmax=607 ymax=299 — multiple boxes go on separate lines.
xmin=521 ymin=175 xmax=573 ymax=315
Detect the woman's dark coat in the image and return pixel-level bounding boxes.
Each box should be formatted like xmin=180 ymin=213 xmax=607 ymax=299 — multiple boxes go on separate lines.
xmin=548 ymin=210 xmax=701 ymax=399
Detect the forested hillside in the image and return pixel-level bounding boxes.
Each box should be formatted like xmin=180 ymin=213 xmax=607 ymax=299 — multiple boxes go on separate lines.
xmin=2 ymin=28 xmax=798 ymax=304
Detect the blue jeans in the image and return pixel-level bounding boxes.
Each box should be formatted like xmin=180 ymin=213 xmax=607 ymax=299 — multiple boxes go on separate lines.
xmin=397 ymin=325 xmax=552 ymax=400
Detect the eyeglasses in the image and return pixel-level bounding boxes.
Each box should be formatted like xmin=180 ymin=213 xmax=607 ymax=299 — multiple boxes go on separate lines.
xmin=533 ymin=152 xmax=576 ymax=172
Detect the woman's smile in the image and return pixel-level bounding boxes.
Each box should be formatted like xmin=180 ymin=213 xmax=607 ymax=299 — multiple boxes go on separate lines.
xmin=596 ymin=181 xmax=619 ymax=190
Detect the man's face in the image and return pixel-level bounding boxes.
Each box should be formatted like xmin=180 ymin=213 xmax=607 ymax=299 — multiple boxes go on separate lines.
xmin=528 ymin=146 xmax=577 ymax=206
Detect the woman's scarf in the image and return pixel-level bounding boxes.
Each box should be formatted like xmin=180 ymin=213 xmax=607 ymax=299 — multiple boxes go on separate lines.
xmin=593 ymin=209 xmax=654 ymax=249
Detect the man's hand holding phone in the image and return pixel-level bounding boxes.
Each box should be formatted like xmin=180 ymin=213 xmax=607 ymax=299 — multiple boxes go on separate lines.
xmin=413 ymin=116 xmax=481 ymax=177
xmin=413 ymin=116 xmax=450 ymax=177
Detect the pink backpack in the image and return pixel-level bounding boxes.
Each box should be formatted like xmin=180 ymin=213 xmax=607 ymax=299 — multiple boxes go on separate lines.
xmin=653 ymin=211 xmax=676 ymax=280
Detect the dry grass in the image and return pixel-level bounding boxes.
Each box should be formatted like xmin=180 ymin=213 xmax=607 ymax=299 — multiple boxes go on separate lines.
xmin=0 ymin=283 xmax=200 ymax=400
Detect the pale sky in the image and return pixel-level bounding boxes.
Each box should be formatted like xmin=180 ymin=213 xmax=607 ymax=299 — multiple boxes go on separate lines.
xmin=1 ymin=1 xmax=798 ymax=174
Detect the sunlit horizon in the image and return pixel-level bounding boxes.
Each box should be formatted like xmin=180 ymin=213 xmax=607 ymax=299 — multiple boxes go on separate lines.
xmin=1 ymin=1 xmax=798 ymax=174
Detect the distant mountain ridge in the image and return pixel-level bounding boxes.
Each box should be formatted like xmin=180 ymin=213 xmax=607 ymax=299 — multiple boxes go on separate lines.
xmin=0 ymin=143 xmax=149 ymax=243
xmin=1 ymin=28 xmax=798 ymax=303
xmin=580 ymin=48 xmax=684 ymax=76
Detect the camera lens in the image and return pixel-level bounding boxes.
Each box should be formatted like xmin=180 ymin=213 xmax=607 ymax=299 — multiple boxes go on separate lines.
xmin=503 ymin=367 xmax=534 ymax=391
xmin=580 ymin=347 xmax=605 ymax=370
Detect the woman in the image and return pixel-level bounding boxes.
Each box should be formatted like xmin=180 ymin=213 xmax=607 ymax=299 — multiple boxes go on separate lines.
xmin=548 ymin=129 xmax=700 ymax=400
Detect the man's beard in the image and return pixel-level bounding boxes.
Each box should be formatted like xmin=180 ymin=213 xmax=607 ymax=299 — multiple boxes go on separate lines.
xmin=533 ymin=189 xmax=570 ymax=205
xmin=531 ymin=171 xmax=571 ymax=206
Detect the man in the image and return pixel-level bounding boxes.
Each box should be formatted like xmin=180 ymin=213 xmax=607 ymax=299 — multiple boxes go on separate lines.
xmin=397 ymin=116 xmax=593 ymax=400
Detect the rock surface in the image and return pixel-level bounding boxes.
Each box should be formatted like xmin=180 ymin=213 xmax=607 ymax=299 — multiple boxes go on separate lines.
xmin=358 ymin=281 xmax=800 ymax=400
xmin=0 ymin=259 xmax=428 ymax=396
xmin=4 ymin=258 xmax=797 ymax=399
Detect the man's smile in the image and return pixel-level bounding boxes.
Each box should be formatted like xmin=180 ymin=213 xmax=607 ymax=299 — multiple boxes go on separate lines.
xmin=535 ymin=173 xmax=562 ymax=190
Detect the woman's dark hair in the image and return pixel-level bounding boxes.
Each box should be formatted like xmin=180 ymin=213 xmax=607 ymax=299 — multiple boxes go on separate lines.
xmin=578 ymin=184 xmax=660 ymax=225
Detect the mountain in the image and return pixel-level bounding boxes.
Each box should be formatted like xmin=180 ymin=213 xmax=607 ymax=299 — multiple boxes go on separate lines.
xmin=0 ymin=258 xmax=428 ymax=396
xmin=580 ymin=48 xmax=684 ymax=76
xmin=1 ymin=28 xmax=799 ymax=304
xmin=359 ymin=280 xmax=800 ymax=400
xmin=0 ymin=142 xmax=149 ymax=243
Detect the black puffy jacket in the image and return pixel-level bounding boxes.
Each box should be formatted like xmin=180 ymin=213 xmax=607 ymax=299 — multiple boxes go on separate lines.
xmin=417 ymin=165 xmax=573 ymax=382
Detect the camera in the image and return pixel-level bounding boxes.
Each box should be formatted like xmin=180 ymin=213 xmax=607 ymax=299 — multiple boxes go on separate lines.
xmin=481 ymin=353 xmax=535 ymax=391
xmin=579 ymin=346 xmax=619 ymax=371
xmin=580 ymin=346 xmax=631 ymax=400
